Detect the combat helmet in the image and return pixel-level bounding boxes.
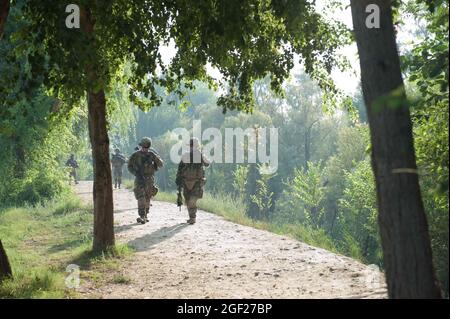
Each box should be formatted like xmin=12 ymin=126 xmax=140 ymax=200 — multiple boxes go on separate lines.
xmin=139 ymin=137 xmax=152 ymax=148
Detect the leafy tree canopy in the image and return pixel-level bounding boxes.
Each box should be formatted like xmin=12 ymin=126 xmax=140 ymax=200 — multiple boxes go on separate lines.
xmin=17 ymin=0 xmax=348 ymax=112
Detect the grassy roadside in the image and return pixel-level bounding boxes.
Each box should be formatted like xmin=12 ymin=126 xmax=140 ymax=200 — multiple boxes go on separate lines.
xmin=0 ymin=193 xmax=132 ymax=298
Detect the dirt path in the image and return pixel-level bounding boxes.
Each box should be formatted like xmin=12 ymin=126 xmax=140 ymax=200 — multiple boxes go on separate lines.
xmin=74 ymin=181 xmax=386 ymax=299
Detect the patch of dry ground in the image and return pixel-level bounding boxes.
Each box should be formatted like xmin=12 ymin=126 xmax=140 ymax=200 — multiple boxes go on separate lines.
xmin=74 ymin=181 xmax=386 ymax=299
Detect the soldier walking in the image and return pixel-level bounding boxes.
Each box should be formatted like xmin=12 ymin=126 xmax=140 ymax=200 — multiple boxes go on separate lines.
xmin=176 ymin=138 xmax=210 ymax=225
xmin=66 ymin=154 xmax=79 ymax=185
xmin=128 ymin=137 xmax=163 ymax=224
xmin=111 ymin=148 xmax=127 ymax=189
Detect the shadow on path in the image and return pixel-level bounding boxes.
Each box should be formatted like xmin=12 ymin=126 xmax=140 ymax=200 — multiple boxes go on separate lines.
xmin=127 ymin=223 xmax=189 ymax=252
xmin=115 ymin=222 xmax=140 ymax=233
xmin=114 ymin=208 xmax=138 ymax=214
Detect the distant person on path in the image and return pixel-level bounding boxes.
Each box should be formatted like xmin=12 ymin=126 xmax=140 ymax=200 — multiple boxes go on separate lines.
xmin=66 ymin=154 xmax=79 ymax=185
xmin=176 ymin=138 xmax=210 ymax=225
xmin=111 ymin=148 xmax=127 ymax=189
xmin=128 ymin=137 xmax=163 ymax=224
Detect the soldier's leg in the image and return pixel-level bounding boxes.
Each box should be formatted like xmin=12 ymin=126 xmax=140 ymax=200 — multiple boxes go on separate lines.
xmin=145 ymin=197 xmax=150 ymax=222
xmin=117 ymin=169 xmax=122 ymax=189
xmin=115 ymin=169 xmax=121 ymax=188
xmin=70 ymin=170 xmax=76 ymax=185
xmin=73 ymin=169 xmax=78 ymax=184
xmin=145 ymin=200 xmax=150 ymax=222
xmin=144 ymin=185 xmax=151 ymax=222
xmin=134 ymin=184 xmax=147 ymax=224
xmin=137 ymin=198 xmax=147 ymax=224
xmin=185 ymin=194 xmax=198 ymax=224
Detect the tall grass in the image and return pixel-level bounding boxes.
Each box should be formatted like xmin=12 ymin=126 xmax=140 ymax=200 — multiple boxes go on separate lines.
xmin=0 ymin=193 xmax=130 ymax=298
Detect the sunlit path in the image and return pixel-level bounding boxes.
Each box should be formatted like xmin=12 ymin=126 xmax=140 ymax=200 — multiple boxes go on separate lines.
xmin=75 ymin=181 xmax=386 ymax=299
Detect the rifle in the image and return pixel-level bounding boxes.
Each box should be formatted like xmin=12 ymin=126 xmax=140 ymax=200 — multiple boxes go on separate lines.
xmin=177 ymin=186 xmax=183 ymax=211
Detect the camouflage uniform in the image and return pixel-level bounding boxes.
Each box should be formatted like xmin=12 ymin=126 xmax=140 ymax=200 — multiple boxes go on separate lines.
xmin=175 ymin=139 xmax=210 ymax=224
xmin=111 ymin=149 xmax=127 ymax=189
xmin=128 ymin=137 xmax=163 ymax=224
xmin=66 ymin=155 xmax=79 ymax=185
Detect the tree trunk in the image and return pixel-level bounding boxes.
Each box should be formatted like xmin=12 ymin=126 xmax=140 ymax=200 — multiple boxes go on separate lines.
xmin=246 ymin=163 xmax=260 ymax=219
xmin=88 ymin=90 xmax=115 ymax=252
xmin=81 ymin=7 xmax=115 ymax=252
xmin=329 ymin=208 xmax=338 ymax=236
xmin=304 ymin=131 xmax=310 ymax=170
xmin=0 ymin=0 xmax=9 ymax=39
xmin=0 ymin=240 xmax=12 ymax=281
xmin=350 ymin=0 xmax=441 ymax=298
xmin=12 ymin=135 xmax=25 ymax=179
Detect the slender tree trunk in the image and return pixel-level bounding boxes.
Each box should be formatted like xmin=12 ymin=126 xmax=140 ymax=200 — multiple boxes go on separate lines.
xmin=12 ymin=135 xmax=25 ymax=178
xmin=81 ymin=7 xmax=115 ymax=252
xmin=87 ymin=90 xmax=115 ymax=252
xmin=0 ymin=0 xmax=9 ymax=39
xmin=329 ymin=208 xmax=338 ymax=236
xmin=350 ymin=0 xmax=441 ymax=298
xmin=246 ymin=163 xmax=259 ymax=219
xmin=0 ymin=240 xmax=12 ymax=281
xmin=304 ymin=131 xmax=310 ymax=170
xmin=363 ymin=234 xmax=370 ymax=258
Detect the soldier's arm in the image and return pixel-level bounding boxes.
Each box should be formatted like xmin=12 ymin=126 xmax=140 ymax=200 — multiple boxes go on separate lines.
xmin=152 ymin=152 xmax=164 ymax=169
xmin=175 ymin=161 xmax=184 ymax=187
xmin=127 ymin=153 xmax=138 ymax=176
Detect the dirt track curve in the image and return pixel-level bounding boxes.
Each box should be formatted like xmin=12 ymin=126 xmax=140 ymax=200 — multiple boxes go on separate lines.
xmin=74 ymin=181 xmax=386 ymax=299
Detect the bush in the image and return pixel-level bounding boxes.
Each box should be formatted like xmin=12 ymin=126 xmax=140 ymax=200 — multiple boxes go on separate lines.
xmin=0 ymin=165 xmax=67 ymax=207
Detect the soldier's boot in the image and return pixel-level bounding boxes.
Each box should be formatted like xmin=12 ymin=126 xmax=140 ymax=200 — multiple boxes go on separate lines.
xmin=136 ymin=208 xmax=146 ymax=224
xmin=145 ymin=208 xmax=150 ymax=222
xmin=187 ymin=208 xmax=197 ymax=225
